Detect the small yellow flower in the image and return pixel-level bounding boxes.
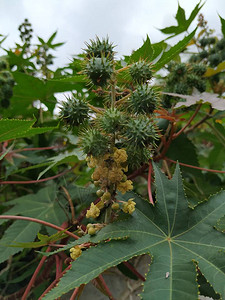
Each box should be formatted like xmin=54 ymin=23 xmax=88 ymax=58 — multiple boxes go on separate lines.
xmin=117 ymin=180 xmax=133 ymax=194
xmin=122 ymin=199 xmax=136 ymax=214
xmin=70 ymin=246 xmax=82 ymax=260
xmin=86 ymin=203 xmax=100 ymax=218
xmin=113 ymin=148 xmax=128 ymax=164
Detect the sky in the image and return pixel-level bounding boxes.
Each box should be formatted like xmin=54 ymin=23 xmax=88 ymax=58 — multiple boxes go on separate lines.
xmin=0 ymin=0 xmax=225 ymax=67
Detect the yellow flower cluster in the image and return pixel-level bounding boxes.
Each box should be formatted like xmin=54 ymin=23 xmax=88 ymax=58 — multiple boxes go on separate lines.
xmin=86 ymin=202 xmax=100 ymax=219
xmin=90 ymin=148 xmax=130 ymax=188
xmin=117 ymin=180 xmax=133 ymax=194
xmin=122 ymin=198 xmax=136 ymax=214
xmin=70 ymin=245 xmax=82 ymax=260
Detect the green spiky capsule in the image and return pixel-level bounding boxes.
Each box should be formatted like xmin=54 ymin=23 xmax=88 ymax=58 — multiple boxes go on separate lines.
xmin=208 ymin=54 xmax=221 ymax=67
xmin=199 ymin=50 xmax=208 ymax=59
xmin=59 ymin=96 xmax=89 ymax=128
xmin=215 ymin=38 xmax=225 ymax=50
xmin=97 ymin=108 xmax=125 ymax=134
xmin=85 ymin=57 xmax=113 ymax=86
xmin=126 ymin=146 xmax=151 ymax=169
xmin=124 ymin=117 xmax=158 ymax=147
xmin=191 ymin=64 xmax=207 ymax=76
xmin=129 ymin=85 xmax=159 ymax=115
xmin=84 ymin=36 xmax=115 ymax=60
xmin=79 ymin=128 xmax=109 ymax=156
xmin=173 ymin=63 xmax=187 ymax=76
xmin=129 ymin=61 xmax=152 ymax=84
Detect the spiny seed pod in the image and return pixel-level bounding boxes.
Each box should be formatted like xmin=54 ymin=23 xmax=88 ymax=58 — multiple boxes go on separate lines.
xmin=173 ymin=63 xmax=187 ymax=76
xmin=216 ymin=38 xmax=225 ymax=50
xmin=199 ymin=38 xmax=208 ymax=47
xmin=199 ymin=50 xmax=208 ymax=59
xmin=129 ymin=61 xmax=152 ymax=84
xmin=85 ymin=57 xmax=113 ymax=86
xmin=84 ymin=36 xmax=115 ymax=60
xmin=79 ymin=128 xmax=110 ymax=156
xmin=0 ymin=59 xmax=8 ymax=71
xmin=173 ymin=82 xmax=189 ymax=95
xmin=126 ymin=146 xmax=151 ymax=169
xmin=191 ymin=64 xmax=207 ymax=76
xmin=129 ymin=85 xmax=159 ymax=115
xmin=208 ymin=54 xmax=221 ymax=67
xmin=97 ymin=108 xmax=125 ymax=134
xmin=189 ymin=54 xmax=200 ymax=63
xmin=124 ymin=117 xmax=158 ymax=146
xmin=59 ymin=96 xmax=89 ymax=128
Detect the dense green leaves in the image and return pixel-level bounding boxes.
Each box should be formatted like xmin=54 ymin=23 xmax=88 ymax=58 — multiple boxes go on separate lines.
xmin=44 ymin=164 xmax=225 ymax=300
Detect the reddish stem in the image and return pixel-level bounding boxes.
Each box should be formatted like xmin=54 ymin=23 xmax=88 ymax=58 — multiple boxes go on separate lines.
xmin=38 ymin=265 xmax=72 ymax=299
xmin=147 ymin=161 xmax=154 ymax=205
xmin=123 ymin=261 xmax=146 ymax=282
xmin=0 ymin=165 xmax=76 ymax=185
xmin=55 ymin=255 xmax=62 ymax=280
xmin=70 ymin=287 xmax=80 ymax=300
xmin=172 ymin=104 xmax=202 ymax=139
xmin=15 ymin=145 xmax=60 ymax=152
xmin=0 ymin=215 xmax=79 ymax=240
xmin=165 ymin=158 xmax=225 ymax=174
xmin=98 ymin=275 xmax=115 ymax=300
xmin=22 ymin=247 xmax=51 ymax=300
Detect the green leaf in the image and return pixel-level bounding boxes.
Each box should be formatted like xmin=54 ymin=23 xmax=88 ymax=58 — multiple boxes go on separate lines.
xmin=47 ymin=31 xmax=57 ymax=45
xmin=130 ymin=35 xmax=153 ymax=62
xmin=159 ymin=1 xmax=203 ymax=36
xmin=37 ymin=148 xmax=84 ymax=179
xmin=219 ymin=15 xmax=225 ymax=36
xmin=10 ymin=230 xmax=69 ymax=248
xmin=0 ymin=119 xmax=56 ymax=143
xmin=0 ymin=221 xmax=39 ymax=264
xmin=154 ymin=29 xmax=197 ymax=71
xmin=0 ymin=185 xmax=67 ymax=262
xmin=44 ymin=164 xmax=225 ymax=300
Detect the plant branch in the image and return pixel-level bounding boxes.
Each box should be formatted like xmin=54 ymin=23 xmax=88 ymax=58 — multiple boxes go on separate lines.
xmin=185 ymin=107 xmax=213 ymax=133
xmin=97 ymin=275 xmax=116 ymax=300
xmin=0 ymin=165 xmax=77 ymax=185
xmin=165 ymin=158 xmax=225 ymax=174
xmin=61 ymin=186 xmax=76 ymax=223
xmin=0 ymin=215 xmax=79 ymax=240
xmin=123 ymin=261 xmax=146 ymax=281
xmin=22 ymin=246 xmax=51 ymax=300
xmin=147 ymin=161 xmax=154 ymax=205
xmin=172 ymin=104 xmax=202 ymax=139
xmin=38 ymin=265 xmax=72 ymax=299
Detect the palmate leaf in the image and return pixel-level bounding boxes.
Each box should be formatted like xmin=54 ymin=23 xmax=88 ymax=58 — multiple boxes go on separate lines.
xmin=159 ymin=1 xmax=203 ymax=36
xmin=44 ymin=164 xmax=225 ymax=300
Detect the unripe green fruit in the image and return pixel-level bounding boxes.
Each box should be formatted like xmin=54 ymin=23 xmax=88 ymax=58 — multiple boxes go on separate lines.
xmin=87 ymin=223 xmax=94 ymax=230
xmin=191 ymin=64 xmax=207 ymax=76
xmin=199 ymin=50 xmax=208 ymax=59
xmin=59 ymin=96 xmax=89 ymax=128
xmin=94 ymin=181 xmax=100 ymax=187
xmin=85 ymin=57 xmax=113 ymax=86
xmin=101 ymin=191 xmax=111 ymax=201
xmin=96 ymin=189 xmax=104 ymax=197
xmin=208 ymin=54 xmax=221 ymax=67
xmin=129 ymin=61 xmax=152 ymax=84
xmin=84 ymin=36 xmax=115 ymax=60
xmin=80 ymin=128 xmax=110 ymax=156
xmin=88 ymin=227 xmax=96 ymax=235
xmin=216 ymin=38 xmax=225 ymax=50
xmin=124 ymin=117 xmax=158 ymax=147
xmin=122 ymin=174 xmax=127 ymax=182
xmin=97 ymin=108 xmax=125 ymax=134
xmin=173 ymin=63 xmax=187 ymax=76
xmin=129 ymin=85 xmax=159 ymax=115
xmin=111 ymin=202 xmax=120 ymax=210
xmin=0 ymin=60 xmax=7 ymax=71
